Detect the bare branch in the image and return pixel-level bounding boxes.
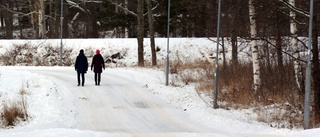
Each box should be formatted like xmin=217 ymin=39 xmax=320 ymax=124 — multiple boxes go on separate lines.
xmin=279 ymin=10 xmax=308 ymax=26
xmin=143 ymin=3 xmax=159 ymax=16
xmin=0 ymin=4 xmax=36 ymax=18
xmin=105 ymin=0 xmax=137 ymax=16
xmin=66 ymin=0 xmax=104 ymax=14
xmin=79 ymin=0 xmax=103 ymax=3
xmin=259 ymin=37 xmax=307 ymax=63
xmin=278 ymin=0 xmax=309 ymax=17
xmin=296 ymin=38 xmax=308 ymax=49
xmin=104 ymin=0 xmax=159 ymax=17
xmin=66 ymin=0 xmax=87 ymax=13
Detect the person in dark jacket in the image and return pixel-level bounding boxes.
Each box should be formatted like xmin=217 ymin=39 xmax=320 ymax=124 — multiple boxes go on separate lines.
xmin=75 ymin=49 xmax=88 ymax=86
xmin=91 ymin=49 xmax=105 ymax=86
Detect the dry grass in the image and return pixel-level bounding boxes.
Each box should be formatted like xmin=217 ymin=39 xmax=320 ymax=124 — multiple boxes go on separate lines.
xmin=1 ymin=100 xmax=27 ymax=127
xmin=1 ymin=86 xmax=29 ymax=127
xmin=164 ymin=58 xmax=304 ymax=128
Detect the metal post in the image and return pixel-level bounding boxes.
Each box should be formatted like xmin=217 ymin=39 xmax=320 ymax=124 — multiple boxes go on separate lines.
xmin=304 ymin=0 xmax=314 ymax=130
xmin=213 ymin=0 xmax=222 ymax=109
xmin=165 ymin=0 xmax=171 ymax=86
xmin=60 ymin=0 xmax=64 ymax=66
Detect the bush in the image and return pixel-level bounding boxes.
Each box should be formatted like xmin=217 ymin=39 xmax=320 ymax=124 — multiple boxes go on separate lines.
xmin=167 ymin=58 xmax=304 ymax=128
xmin=0 ymin=43 xmax=37 ymax=66
xmin=0 ymin=43 xmax=74 ymax=66
xmin=1 ymin=100 xmax=27 ymax=127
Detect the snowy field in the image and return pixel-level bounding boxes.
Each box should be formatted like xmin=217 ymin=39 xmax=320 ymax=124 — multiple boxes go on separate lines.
xmin=0 ymin=38 xmax=318 ymax=137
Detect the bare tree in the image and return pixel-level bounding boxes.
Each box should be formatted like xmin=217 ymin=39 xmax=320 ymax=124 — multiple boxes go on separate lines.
xmin=123 ymin=0 xmax=128 ymax=37
xmin=28 ymin=0 xmax=45 ymax=38
xmin=39 ymin=0 xmax=45 ymax=38
xmin=312 ymin=1 xmax=320 ymax=126
xmin=0 ymin=8 xmax=3 ymax=29
xmin=104 ymin=0 xmax=159 ymax=66
xmin=1 ymin=0 xmax=14 ymax=39
xmin=230 ymin=3 xmax=239 ymax=65
xmin=47 ymin=0 xmax=59 ymax=38
xmin=249 ymin=0 xmax=261 ymax=91
xmin=146 ymin=0 xmax=156 ymax=66
xmin=137 ymin=0 xmax=144 ymax=66
xmin=289 ymin=0 xmax=303 ymax=92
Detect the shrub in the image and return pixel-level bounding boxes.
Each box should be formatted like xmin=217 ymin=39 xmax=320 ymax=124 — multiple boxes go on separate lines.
xmin=0 ymin=43 xmax=74 ymax=66
xmin=166 ymin=57 xmax=304 ymax=128
xmin=1 ymin=100 xmax=27 ymax=127
xmin=0 ymin=43 xmax=36 ymax=66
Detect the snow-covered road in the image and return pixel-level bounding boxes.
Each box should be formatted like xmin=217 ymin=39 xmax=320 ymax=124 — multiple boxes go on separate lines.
xmin=1 ymin=67 xmax=313 ymax=137
xmin=17 ymin=67 xmax=233 ymax=137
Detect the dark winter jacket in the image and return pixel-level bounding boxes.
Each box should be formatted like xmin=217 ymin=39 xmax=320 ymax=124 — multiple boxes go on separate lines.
xmin=91 ymin=54 xmax=105 ymax=73
xmin=75 ymin=52 xmax=88 ymax=73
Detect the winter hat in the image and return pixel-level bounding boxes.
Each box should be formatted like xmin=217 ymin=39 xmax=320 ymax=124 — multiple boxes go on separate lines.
xmin=80 ymin=49 xmax=84 ymax=53
xmin=96 ymin=49 xmax=100 ymax=54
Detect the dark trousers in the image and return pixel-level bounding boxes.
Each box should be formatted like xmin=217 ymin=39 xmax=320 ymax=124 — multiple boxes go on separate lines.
xmin=77 ymin=72 xmax=85 ymax=86
xmin=94 ymin=73 xmax=101 ymax=85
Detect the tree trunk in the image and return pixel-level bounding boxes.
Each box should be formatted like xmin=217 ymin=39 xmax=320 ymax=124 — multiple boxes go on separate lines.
xmin=276 ymin=30 xmax=283 ymax=70
xmin=275 ymin=10 xmax=283 ymax=70
xmin=39 ymin=0 xmax=45 ymax=38
xmin=264 ymin=41 xmax=272 ymax=72
xmin=1 ymin=15 xmax=4 ymax=29
xmin=18 ymin=4 xmax=23 ymax=39
xmin=3 ymin=1 xmax=13 ymax=39
xmin=249 ymin=0 xmax=261 ymax=91
xmin=29 ymin=0 xmax=46 ymax=38
xmin=114 ymin=1 xmax=119 ymax=38
xmin=63 ymin=8 xmax=68 ymax=38
xmin=55 ymin=0 xmax=60 ymax=38
xmin=312 ymin=2 xmax=320 ymax=126
xmin=48 ymin=0 xmax=54 ymax=38
xmin=124 ymin=0 xmax=129 ymax=38
xmin=29 ymin=0 xmax=39 ymax=38
xmin=289 ymin=0 xmax=303 ymax=93
xmin=85 ymin=15 xmax=95 ymax=38
xmin=146 ymin=0 xmax=157 ymax=66
xmin=231 ymin=1 xmax=238 ymax=64
xmin=231 ymin=0 xmax=242 ymax=64
xmin=137 ymin=0 xmax=144 ymax=66
xmin=222 ymin=36 xmax=227 ymax=67
xmin=231 ymin=29 xmax=238 ymax=64
xmin=0 ymin=9 xmax=3 ymax=29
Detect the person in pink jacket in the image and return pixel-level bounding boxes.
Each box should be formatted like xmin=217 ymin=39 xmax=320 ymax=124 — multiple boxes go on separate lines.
xmin=91 ymin=49 xmax=105 ymax=85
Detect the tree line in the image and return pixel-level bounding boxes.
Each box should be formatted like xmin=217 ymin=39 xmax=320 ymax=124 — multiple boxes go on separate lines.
xmin=1 ymin=0 xmax=320 ymax=127
xmin=0 ymin=1 xmax=317 ymax=38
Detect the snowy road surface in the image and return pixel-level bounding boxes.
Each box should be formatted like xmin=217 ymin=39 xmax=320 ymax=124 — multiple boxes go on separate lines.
xmin=1 ymin=67 xmax=307 ymax=137
xmin=18 ymin=67 xmax=234 ymax=137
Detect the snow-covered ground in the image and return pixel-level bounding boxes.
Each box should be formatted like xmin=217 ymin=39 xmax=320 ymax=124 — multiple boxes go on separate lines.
xmin=0 ymin=38 xmax=318 ymax=137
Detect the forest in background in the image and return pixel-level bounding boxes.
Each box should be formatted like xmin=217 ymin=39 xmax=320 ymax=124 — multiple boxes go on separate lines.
xmin=0 ymin=0 xmax=317 ymax=39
